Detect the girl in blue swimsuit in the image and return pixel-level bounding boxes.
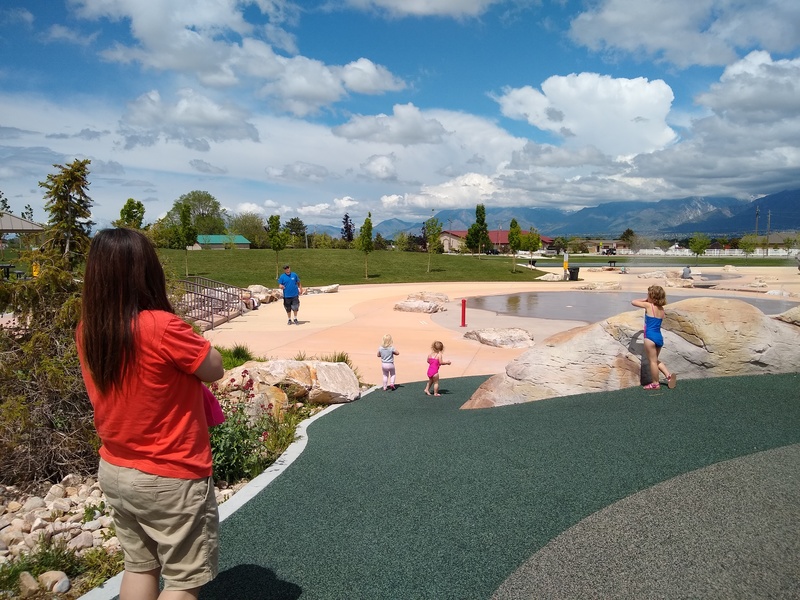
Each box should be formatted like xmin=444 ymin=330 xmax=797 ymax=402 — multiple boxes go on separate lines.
xmin=631 ymin=285 xmax=676 ymax=390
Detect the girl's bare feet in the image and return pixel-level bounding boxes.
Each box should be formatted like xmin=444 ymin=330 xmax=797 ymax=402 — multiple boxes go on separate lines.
xmin=424 ymin=389 xmax=431 ymax=396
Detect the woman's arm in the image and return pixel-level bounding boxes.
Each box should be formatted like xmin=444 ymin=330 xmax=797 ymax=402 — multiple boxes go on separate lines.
xmin=194 ymin=347 xmax=224 ymax=382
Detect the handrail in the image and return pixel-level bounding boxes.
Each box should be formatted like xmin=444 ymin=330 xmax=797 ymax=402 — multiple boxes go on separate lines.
xmin=173 ymin=276 xmax=248 ymax=331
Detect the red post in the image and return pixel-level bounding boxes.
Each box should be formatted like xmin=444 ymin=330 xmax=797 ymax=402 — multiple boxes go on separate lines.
xmin=460 ymin=298 xmax=467 ymax=327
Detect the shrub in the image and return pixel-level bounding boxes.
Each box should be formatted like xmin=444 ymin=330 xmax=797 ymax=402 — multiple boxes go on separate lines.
xmin=216 ymin=343 xmax=255 ymax=370
xmin=208 ymin=371 xmax=316 ymax=484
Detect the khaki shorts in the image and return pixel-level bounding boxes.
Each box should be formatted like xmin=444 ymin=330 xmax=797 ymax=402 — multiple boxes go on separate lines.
xmin=98 ymin=459 xmax=219 ymax=590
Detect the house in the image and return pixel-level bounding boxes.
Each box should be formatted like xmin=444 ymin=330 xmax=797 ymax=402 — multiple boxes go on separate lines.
xmin=440 ymin=230 xmax=553 ymax=253
xmin=583 ymin=239 xmax=631 ymax=254
xmin=190 ymin=234 xmax=251 ymax=250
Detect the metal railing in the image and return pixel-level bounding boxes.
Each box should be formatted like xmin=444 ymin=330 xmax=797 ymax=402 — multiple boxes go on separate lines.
xmin=174 ymin=276 xmax=248 ymax=331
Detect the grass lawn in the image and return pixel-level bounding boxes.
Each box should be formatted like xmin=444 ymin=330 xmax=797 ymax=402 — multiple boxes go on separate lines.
xmin=155 ymin=248 xmax=795 ymax=288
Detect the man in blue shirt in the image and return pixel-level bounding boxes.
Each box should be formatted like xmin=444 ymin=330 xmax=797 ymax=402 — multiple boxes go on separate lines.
xmin=278 ymin=264 xmax=303 ymax=325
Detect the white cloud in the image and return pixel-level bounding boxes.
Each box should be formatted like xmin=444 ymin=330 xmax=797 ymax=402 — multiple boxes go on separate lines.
xmin=381 ymin=173 xmax=499 ymax=210
xmin=333 ymin=103 xmax=448 ymax=145
xmin=338 ymin=58 xmax=406 ymax=94
xmin=1 ymin=7 xmax=34 ymax=27
xmin=120 ymin=89 xmax=259 ymax=150
xmin=42 ymin=24 xmax=99 ymax=46
xmin=343 ymin=0 xmax=505 ymax=18
xmin=360 ymin=154 xmax=398 ymax=181
xmin=70 ymin=0 xmax=406 ymax=116
xmin=190 ymin=159 xmax=227 ymax=174
xmin=569 ymin=0 xmax=800 ymax=68
xmin=494 ymin=73 xmax=676 ymax=157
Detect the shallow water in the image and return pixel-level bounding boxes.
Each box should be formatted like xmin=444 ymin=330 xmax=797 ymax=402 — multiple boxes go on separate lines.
xmin=468 ymin=291 xmax=799 ymax=323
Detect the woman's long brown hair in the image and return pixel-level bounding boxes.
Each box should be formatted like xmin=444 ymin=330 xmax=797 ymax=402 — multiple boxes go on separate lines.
xmin=80 ymin=229 xmax=174 ymax=394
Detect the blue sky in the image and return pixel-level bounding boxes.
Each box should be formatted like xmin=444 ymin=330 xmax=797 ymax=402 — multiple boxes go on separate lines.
xmin=1 ymin=0 xmax=799 ymax=229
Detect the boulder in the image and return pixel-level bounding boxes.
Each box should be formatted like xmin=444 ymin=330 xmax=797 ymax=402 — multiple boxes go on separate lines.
xmin=574 ymin=281 xmax=622 ymax=291
xmin=463 ymin=298 xmax=800 ymax=409
xmin=536 ymin=272 xmax=563 ymax=281
xmin=463 ymin=328 xmax=535 ymax=348
xmin=394 ymin=300 xmax=443 ymax=313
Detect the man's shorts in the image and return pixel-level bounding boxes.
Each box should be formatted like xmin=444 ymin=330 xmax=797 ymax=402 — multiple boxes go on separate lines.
xmin=283 ymin=295 xmax=300 ymax=312
xmin=98 ymin=459 xmax=219 ymax=590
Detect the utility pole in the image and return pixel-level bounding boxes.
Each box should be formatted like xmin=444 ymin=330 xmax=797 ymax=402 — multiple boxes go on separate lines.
xmin=755 ymin=206 xmax=760 ymax=236
xmin=766 ymin=210 xmax=771 ymax=257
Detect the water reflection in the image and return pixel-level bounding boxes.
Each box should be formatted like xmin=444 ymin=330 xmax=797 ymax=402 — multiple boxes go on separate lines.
xmin=469 ymin=291 xmax=798 ymax=323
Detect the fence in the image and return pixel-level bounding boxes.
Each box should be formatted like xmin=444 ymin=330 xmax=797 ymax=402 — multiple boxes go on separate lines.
xmin=173 ymin=276 xmax=247 ymax=331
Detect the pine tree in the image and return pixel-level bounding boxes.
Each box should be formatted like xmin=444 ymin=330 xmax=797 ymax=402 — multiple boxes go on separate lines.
xmin=39 ymin=159 xmax=94 ymax=270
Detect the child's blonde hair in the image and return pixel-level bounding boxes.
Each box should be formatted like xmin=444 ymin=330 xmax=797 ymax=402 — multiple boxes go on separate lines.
xmin=431 ymin=341 xmax=444 ymax=352
xmin=381 ymin=334 xmax=393 ymax=348
xmin=648 ymin=285 xmax=667 ymax=307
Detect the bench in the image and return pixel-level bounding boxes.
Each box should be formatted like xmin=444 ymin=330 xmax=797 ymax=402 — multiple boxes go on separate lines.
xmin=607 ymin=260 xmax=617 ymax=267
xmin=14 ymin=271 xmax=26 ymax=280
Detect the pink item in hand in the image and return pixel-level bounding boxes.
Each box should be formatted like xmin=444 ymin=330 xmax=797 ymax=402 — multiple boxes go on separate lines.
xmin=202 ymin=385 xmax=225 ymax=427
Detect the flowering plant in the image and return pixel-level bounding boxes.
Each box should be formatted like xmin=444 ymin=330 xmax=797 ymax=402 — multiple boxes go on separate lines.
xmin=208 ymin=370 xmax=315 ymax=483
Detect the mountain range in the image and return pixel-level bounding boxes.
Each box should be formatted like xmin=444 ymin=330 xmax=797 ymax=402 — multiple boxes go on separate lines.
xmin=310 ymin=188 xmax=800 ymax=240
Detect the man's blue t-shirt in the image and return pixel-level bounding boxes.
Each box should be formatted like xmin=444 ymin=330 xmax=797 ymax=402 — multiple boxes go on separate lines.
xmin=278 ymin=272 xmax=300 ymax=298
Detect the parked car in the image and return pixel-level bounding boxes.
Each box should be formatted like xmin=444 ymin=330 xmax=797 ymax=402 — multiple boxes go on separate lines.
xmin=484 ymin=248 xmax=500 ymax=255
xmin=603 ymin=248 xmax=617 ymax=255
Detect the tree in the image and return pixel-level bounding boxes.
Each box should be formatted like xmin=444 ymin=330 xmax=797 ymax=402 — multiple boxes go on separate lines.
xmin=688 ymin=232 xmax=711 ymax=265
xmin=739 ymin=234 xmax=758 ymax=261
xmin=341 ymin=213 xmax=355 ymax=243
xmin=508 ymin=219 xmax=522 ymax=272
xmin=167 ymin=191 xmax=226 ymax=234
xmin=355 ymin=212 xmax=374 ymax=279
xmin=522 ymin=227 xmax=541 ymax=257
xmin=394 ymin=232 xmax=409 ymax=252
xmin=620 ymin=228 xmax=636 ymax=246
xmin=285 ymin=217 xmax=307 ymax=248
xmin=374 ymin=232 xmax=389 ymax=251
xmin=552 ymin=236 xmax=568 ymax=254
xmin=176 ymin=202 xmax=198 ymax=276
xmin=424 ymin=215 xmax=442 ymax=273
xmin=228 ymin=212 xmax=269 ymax=248
xmin=113 ymin=198 xmax=145 ymax=229
xmin=39 ymin=158 xmax=94 ymax=270
xmin=466 ymin=204 xmax=491 ymax=256
xmin=267 ymin=215 xmax=289 ymax=276
xmin=0 ymin=191 xmax=9 ymax=258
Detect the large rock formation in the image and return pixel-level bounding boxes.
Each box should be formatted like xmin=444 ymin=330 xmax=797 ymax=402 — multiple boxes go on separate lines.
xmin=462 ymin=298 xmax=800 ymax=409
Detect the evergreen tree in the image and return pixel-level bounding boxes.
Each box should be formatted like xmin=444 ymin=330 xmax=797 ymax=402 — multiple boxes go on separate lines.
xmin=508 ymin=218 xmax=522 ymax=272
xmin=341 ymin=213 xmax=355 ymax=243
xmin=466 ymin=204 xmax=490 ymax=256
xmin=355 ymin=212 xmax=374 ymax=279
xmin=39 ymin=158 xmax=94 ymax=270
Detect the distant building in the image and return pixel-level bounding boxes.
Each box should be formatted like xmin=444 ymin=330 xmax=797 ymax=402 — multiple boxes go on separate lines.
xmin=190 ymin=234 xmax=251 ymax=250
xmin=440 ymin=230 xmax=553 ymax=253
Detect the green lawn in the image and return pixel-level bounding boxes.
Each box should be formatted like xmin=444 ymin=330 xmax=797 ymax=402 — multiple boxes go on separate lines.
xmin=156 ymin=248 xmax=795 ymax=288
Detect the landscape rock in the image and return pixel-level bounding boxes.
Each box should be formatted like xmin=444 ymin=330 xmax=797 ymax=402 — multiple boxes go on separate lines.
xmin=574 ymin=281 xmax=622 ymax=291
xmin=775 ymin=306 xmax=800 ymax=326
xmin=536 ymin=272 xmax=563 ymax=281
xmin=463 ymin=298 xmax=800 ymax=409
xmin=18 ymin=571 xmax=39 ymax=598
xmin=38 ymin=570 xmax=70 ymax=593
xmin=394 ymin=300 xmax=446 ymax=313
xmin=464 ymin=328 xmax=535 ymax=348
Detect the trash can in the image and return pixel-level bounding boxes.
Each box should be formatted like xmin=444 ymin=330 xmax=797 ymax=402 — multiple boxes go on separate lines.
xmin=568 ymin=266 xmax=580 ymax=281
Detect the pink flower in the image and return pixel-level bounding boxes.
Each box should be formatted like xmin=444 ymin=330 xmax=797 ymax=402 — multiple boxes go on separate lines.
xmin=267 ymin=403 xmax=274 ymax=410
xmin=242 ymin=369 xmax=249 ymax=376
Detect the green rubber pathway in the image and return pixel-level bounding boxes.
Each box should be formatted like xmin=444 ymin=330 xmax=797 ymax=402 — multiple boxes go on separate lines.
xmin=201 ymin=373 xmax=800 ymax=599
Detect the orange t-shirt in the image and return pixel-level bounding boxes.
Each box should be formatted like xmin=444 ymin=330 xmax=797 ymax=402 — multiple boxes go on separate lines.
xmin=77 ymin=310 xmax=213 ymax=479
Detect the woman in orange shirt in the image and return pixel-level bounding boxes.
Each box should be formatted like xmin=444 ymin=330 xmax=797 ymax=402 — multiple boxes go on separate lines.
xmin=77 ymin=228 xmax=223 ymax=600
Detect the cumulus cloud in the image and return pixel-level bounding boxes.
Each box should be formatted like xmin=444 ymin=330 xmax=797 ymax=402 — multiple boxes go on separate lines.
xmin=333 ymin=103 xmax=448 ymax=145
xmin=493 ymin=73 xmax=676 ymax=157
xmin=338 ymin=58 xmax=406 ymax=94
xmin=569 ymin=0 xmax=800 ymax=68
xmin=266 ymin=161 xmax=333 ymax=182
xmin=342 ymin=0 xmax=504 ymax=18
xmin=41 ymin=24 xmax=99 ymax=46
xmin=296 ymin=195 xmax=359 ymax=218
xmin=381 ymin=173 xmax=499 ymax=211
xmin=190 ymin=159 xmax=227 ymax=174
xmin=120 ymin=89 xmax=259 ymax=150
xmin=71 ymin=0 xmax=406 ymax=116
xmin=360 ymin=154 xmax=398 ymax=181
xmin=1 ymin=7 xmax=34 ymax=27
